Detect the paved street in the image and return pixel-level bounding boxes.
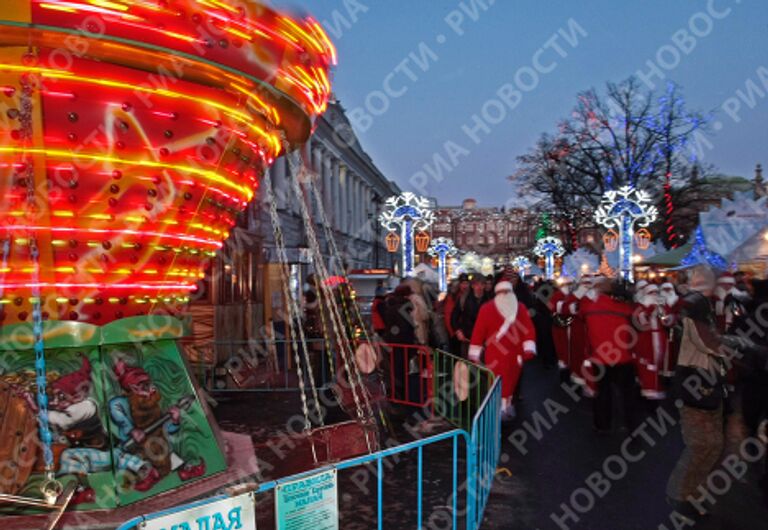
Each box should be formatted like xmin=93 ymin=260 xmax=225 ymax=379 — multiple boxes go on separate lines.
xmin=483 ymin=361 xmax=768 ymax=530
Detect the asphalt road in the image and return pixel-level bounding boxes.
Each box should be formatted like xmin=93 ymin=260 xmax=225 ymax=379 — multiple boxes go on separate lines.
xmin=482 ymin=361 xmax=768 ymax=530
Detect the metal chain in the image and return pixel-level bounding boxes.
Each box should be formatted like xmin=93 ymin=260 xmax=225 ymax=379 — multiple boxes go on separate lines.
xmin=284 ymin=151 xmax=374 ymax=430
xmin=262 ymin=167 xmax=323 ymax=443
xmin=20 ymin=71 xmax=60 ymax=500
xmin=306 ymin=179 xmax=377 ymax=399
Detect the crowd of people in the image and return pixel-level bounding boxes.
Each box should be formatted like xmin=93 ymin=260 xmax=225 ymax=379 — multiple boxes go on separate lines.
xmin=369 ymin=264 xmax=768 ymax=520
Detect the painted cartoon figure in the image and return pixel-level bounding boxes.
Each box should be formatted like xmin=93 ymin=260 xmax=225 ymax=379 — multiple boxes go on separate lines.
xmin=45 ymin=358 xmax=153 ymax=504
xmin=108 ymin=360 xmax=205 ymax=490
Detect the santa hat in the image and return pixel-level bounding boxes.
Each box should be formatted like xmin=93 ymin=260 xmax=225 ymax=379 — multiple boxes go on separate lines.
xmin=660 ymin=282 xmax=675 ymax=291
xmin=114 ymin=359 xmax=150 ymax=390
xmin=717 ymin=273 xmax=736 ymax=285
xmin=494 ymin=281 xmax=513 ymax=293
xmin=51 ymin=357 xmax=91 ymax=395
xmin=558 ymin=276 xmax=574 ymax=285
xmin=635 ymin=280 xmax=649 ymax=291
xmin=643 ymin=283 xmax=659 ymax=295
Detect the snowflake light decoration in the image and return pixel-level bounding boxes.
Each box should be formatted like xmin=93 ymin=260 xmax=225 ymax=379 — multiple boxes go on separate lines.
xmin=428 ymin=237 xmax=458 ymax=292
xmin=380 ymin=192 xmax=435 ymax=276
xmin=533 ymin=236 xmax=565 ymax=279
xmin=594 ymin=185 xmax=658 ymax=282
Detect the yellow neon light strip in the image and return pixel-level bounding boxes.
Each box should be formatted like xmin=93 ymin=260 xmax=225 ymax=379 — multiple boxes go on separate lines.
xmin=0 ymin=147 xmax=254 ymax=200
xmin=0 ymin=64 xmax=281 ymax=156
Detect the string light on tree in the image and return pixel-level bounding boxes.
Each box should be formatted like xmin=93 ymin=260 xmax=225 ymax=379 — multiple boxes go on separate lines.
xmin=428 ymin=237 xmax=458 ymax=293
xmin=533 ymin=236 xmax=565 ymax=280
xmin=594 ymin=185 xmax=658 ymax=282
xmin=379 ymin=192 xmax=434 ymax=277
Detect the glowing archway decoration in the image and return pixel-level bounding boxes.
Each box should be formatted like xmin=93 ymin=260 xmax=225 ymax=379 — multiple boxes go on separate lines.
xmin=595 ymin=186 xmax=658 ymax=282
xmin=0 ymin=0 xmax=336 ymax=326
xmin=428 ymin=237 xmax=458 ymax=293
xmin=379 ymin=192 xmax=434 ymax=277
xmin=533 ymin=236 xmax=565 ymax=280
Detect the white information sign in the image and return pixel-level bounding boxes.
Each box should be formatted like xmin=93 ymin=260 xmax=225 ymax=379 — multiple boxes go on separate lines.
xmin=275 ymin=469 xmax=338 ymax=530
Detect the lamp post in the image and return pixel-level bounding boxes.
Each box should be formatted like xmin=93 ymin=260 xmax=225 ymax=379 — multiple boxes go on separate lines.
xmin=428 ymin=237 xmax=458 ymax=293
xmin=533 ymin=236 xmax=565 ymax=280
xmin=379 ymin=192 xmax=434 ymax=277
xmin=511 ymin=255 xmax=531 ymax=280
xmin=595 ymin=185 xmax=658 ymax=282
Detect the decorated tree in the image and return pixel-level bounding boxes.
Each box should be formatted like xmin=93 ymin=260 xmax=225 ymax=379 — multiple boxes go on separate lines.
xmin=514 ymin=78 xmax=711 ymax=248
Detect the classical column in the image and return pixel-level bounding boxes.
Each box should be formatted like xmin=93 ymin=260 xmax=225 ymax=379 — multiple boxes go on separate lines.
xmin=323 ymin=154 xmax=332 ymax=221
xmin=272 ymin=156 xmax=287 ymax=210
xmin=332 ymin=160 xmax=341 ymax=230
xmin=340 ymin=165 xmax=348 ymax=234
xmin=351 ymin=176 xmax=359 ymax=236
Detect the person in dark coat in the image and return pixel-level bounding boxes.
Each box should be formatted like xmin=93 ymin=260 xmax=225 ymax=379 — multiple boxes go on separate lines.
xmin=451 ymin=275 xmax=486 ymax=358
xmin=378 ymin=284 xmax=417 ymax=401
xmin=730 ymin=279 xmax=768 ymax=500
xmin=531 ymin=280 xmax=557 ymax=369
xmin=379 ymin=285 xmax=416 ymax=345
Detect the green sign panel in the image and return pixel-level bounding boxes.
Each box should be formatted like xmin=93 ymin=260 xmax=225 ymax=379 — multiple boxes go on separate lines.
xmin=276 ymin=469 xmax=338 ymax=530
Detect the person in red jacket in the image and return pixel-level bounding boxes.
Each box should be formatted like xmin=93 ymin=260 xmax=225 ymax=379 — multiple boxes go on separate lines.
xmin=549 ymin=277 xmax=574 ymax=379
xmin=633 ymin=283 xmax=668 ymax=401
xmin=580 ymin=278 xmax=639 ymax=433
xmin=469 ymin=280 xmax=536 ymax=420
xmin=562 ymin=275 xmax=592 ymax=388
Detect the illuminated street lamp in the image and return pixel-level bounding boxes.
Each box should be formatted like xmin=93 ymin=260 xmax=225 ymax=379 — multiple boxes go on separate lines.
xmin=595 ymin=185 xmax=658 ymax=282
xmin=511 ymin=255 xmax=532 ymax=279
xmin=428 ymin=237 xmax=458 ymax=293
xmin=533 ymin=236 xmax=565 ymax=280
xmin=380 ymin=192 xmax=434 ymax=277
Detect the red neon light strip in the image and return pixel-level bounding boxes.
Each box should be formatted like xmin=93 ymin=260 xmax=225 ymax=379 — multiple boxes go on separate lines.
xmin=0 ymin=282 xmax=197 ymax=291
xmin=0 ymin=225 xmax=224 ymax=248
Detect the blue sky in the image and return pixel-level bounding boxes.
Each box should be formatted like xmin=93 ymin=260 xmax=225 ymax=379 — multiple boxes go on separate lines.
xmin=275 ymin=0 xmax=768 ymax=206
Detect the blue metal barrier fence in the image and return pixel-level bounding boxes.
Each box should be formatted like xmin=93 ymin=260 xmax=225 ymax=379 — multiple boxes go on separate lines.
xmin=118 ymin=347 xmax=502 ymax=530
xmin=116 ymin=429 xmax=471 ymax=530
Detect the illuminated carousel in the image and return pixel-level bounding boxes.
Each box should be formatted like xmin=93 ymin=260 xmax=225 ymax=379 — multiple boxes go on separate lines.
xmin=0 ymin=1 xmax=343 ymax=527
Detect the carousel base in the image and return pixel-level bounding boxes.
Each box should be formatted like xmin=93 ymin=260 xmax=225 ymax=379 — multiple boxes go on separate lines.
xmin=4 ymin=431 xmax=257 ymax=530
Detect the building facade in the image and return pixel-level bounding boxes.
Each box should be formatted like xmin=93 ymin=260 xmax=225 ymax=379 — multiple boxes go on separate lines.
xmin=432 ymin=199 xmax=601 ymax=264
xmin=192 ymin=100 xmax=401 ymax=342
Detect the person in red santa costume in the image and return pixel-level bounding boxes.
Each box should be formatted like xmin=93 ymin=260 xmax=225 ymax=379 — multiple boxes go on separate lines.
xmin=713 ymin=272 xmax=749 ymax=334
xmin=580 ymin=278 xmax=639 ymax=433
xmin=468 ymin=280 xmax=536 ymax=420
xmin=549 ymin=276 xmax=574 ymax=381
xmin=633 ymin=283 xmax=669 ymax=401
xmin=659 ymin=281 xmax=681 ymax=377
xmin=561 ymin=275 xmax=593 ymax=389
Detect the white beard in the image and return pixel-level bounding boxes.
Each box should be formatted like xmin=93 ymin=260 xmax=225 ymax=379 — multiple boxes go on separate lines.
xmin=661 ymin=293 xmax=678 ymax=307
xmin=714 ymin=286 xmax=732 ymax=300
xmin=494 ymin=291 xmax=518 ymax=322
xmin=559 ymin=286 xmax=571 ymax=296
xmin=586 ymin=288 xmax=599 ymax=302
xmin=640 ymin=295 xmax=658 ymax=307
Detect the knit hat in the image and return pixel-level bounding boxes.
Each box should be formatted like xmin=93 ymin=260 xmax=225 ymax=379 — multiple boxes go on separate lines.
xmin=114 ymin=360 xmax=151 ymax=390
xmin=51 ymin=357 xmax=91 ymax=395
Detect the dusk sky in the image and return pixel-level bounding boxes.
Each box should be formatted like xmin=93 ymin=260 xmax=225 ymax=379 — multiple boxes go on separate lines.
xmin=278 ymin=1 xmax=767 ymax=207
